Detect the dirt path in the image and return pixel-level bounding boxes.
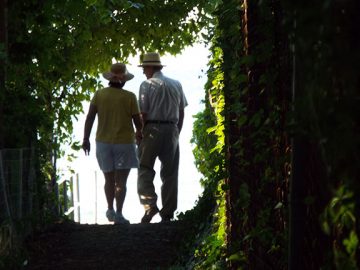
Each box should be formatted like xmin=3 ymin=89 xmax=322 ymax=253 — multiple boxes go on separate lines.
xmin=24 ymin=220 xmax=190 ymax=270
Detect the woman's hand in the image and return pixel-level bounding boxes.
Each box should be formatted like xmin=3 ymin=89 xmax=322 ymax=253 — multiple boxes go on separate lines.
xmin=82 ymin=138 xmax=90 ymax=155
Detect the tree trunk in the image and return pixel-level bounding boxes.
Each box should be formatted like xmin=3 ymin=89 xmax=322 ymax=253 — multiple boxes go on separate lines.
xmin=221 ymin=4 xmax=245 ymax=268
xmin=222 ymin=1 xmax=290 ymax=269
xmin=289 ymin=9 xmax=332 ymax=270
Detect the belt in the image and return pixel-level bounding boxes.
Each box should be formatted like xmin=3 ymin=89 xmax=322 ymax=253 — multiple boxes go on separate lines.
xmin=145 ymin=120 xmax=175 ymax=125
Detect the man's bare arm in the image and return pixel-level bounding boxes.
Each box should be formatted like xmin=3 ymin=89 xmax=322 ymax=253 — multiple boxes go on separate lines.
xmin=141 ymin=112 xmax=148 ymax=125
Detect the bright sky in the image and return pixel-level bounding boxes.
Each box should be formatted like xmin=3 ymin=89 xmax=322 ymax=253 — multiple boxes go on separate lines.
xmin=59 ymin=43 xmax=209 ymax=224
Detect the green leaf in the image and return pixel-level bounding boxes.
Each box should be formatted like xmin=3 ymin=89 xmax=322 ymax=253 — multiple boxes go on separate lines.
xmin=274 ymin=202 xmax=283 ymax=209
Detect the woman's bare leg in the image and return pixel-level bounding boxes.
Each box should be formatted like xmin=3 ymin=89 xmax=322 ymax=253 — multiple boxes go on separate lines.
xmin=114 ymin=169 xmax=130 ymax=213
xmin=104 ymin=171 xmax=115 ymax=209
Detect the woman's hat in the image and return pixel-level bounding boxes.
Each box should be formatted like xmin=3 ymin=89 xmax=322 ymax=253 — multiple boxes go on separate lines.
xmin=103 ymin=63 xmax=134 ymax=82
xmin=138 ymin=52 xmax=165 ymax=67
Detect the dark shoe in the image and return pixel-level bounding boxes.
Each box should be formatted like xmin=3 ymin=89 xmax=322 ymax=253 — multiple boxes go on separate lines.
xmin=106 ymin=209 xmax=116 ymax=222
xmin=141 ymin=207 xmax=159 ymax=223
xmin=114 ymin=213 xmax=130 ymax=225
xmin=160 ymin=216 xmax=172 ymax=223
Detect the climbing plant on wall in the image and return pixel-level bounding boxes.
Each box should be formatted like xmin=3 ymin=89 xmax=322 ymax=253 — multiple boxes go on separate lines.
xmin=189 ymin=1 xmax=360 ymax=269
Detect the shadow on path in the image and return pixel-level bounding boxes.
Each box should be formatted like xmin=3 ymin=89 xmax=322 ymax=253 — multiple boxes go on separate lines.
xmin=25 ymin=220 xmax=189 ymax=270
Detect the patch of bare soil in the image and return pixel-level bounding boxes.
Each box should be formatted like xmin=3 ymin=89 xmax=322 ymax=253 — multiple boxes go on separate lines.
xmin=24 ymin=220 xmax=190 ymax=270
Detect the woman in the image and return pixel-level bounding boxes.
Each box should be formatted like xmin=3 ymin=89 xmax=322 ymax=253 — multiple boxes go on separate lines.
xmin=82 ymin=63 xmax=142 ymax=224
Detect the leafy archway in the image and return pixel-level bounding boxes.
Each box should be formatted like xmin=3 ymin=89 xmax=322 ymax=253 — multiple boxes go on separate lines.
xmin=1 ymin=0 xmax=213 ymax=218
xmin=1 ymin=1 xmax=360 ymax=269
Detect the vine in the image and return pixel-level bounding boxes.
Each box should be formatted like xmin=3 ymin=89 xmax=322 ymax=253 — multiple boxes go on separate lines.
xmin=189 ymin=0 xmax=290 ymax=269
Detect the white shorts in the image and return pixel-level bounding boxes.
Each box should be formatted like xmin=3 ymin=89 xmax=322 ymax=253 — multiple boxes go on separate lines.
xmin=96 ymin=141 xmax=139 ymax=172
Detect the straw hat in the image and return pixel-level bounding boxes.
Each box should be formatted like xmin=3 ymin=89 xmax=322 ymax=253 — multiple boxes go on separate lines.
xmin=138 ymin=52 xmax=165 ymax=67
xmin=102 ymin=63 xmax=134 ymax=82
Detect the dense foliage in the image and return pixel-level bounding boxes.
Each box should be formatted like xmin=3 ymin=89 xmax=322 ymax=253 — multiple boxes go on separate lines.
xmin=287 ymin=2 xmax=360 ymax=269
xmin=188 ymin=1 xmax=290 ymax=269
xmin=188 ymin=0 xmax=359 ymax=269
xmin=185 ymin=41 xmax=228 ymax=269
xmin=4 ymin=0 xmax=212 ymax=148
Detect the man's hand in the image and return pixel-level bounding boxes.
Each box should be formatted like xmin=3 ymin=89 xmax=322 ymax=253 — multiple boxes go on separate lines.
xmin=135 ymin=130 xmax=143 ymax=145
xmin=82 ymin=139 xmax=90 ymax=155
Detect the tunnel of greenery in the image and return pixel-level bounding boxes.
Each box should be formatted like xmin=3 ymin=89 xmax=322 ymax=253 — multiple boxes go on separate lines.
xmin=1 ymin=1 xmax=359 ymax=269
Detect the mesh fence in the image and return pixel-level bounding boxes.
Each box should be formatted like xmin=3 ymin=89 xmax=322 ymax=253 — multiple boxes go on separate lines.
xmin=0 ymin=147 xmax=36 ymax=257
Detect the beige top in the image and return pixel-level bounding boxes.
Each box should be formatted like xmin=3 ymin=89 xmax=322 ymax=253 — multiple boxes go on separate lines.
xmin=138 ymin=71 xmax=188 ymax=123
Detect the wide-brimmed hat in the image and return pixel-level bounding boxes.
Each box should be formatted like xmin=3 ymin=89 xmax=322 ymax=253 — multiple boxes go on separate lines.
xmin=138 ymin=52 xmax=165 ymax=67
xmin=102 ymin=63 xmax=134 ymax=82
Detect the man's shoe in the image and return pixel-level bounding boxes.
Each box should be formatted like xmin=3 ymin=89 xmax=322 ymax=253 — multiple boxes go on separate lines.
xmin=141 ymin=207 xmax=159 ymax=224
xmin=114 ymin=213 xmax=130 ymax=225
xmin=106 ymin=209 xmax=116 ymax=222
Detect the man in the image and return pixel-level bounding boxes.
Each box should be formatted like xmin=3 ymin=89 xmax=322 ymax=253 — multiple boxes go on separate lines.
xmin=137 ymin=52 xmax=188 ymax=223
xmin=82 ymin=63 xmax=142 ymax=225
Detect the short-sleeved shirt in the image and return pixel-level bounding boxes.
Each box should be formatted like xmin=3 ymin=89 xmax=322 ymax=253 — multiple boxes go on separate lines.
xmin=138 ymin=71 xmax=188 ymax=123
xmin=91 ymin=87 xmax=140 ymax=144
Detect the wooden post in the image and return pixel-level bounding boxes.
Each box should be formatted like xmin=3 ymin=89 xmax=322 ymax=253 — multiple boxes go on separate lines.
xmin=17 ymin=149 xmax=23 ymax=219
xmin=52 ymin=140 xmax=59 ymax=217
xmin=63 ymin=180 xmax=68 ymax=214
xmin=288 ymin=16 xmax=299 ymax=269
xmin=94 ymin=171 xmax=97 ymax=224
xmin=0 ymin=151 xmax=11 ymax=220
xmin=76 ymin=173 xmax=80 ymax=223
xmin=28 ymin=147 xmax=35 ymax=218
xmin=69 ymin=176 xmax=74 ymax=221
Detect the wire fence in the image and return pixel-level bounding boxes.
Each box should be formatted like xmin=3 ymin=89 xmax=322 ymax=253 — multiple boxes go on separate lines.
xmin=0 ymin=147 xmax=36 ymax=257
xmin=0 ymin=148 xmax=107 ymax=261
